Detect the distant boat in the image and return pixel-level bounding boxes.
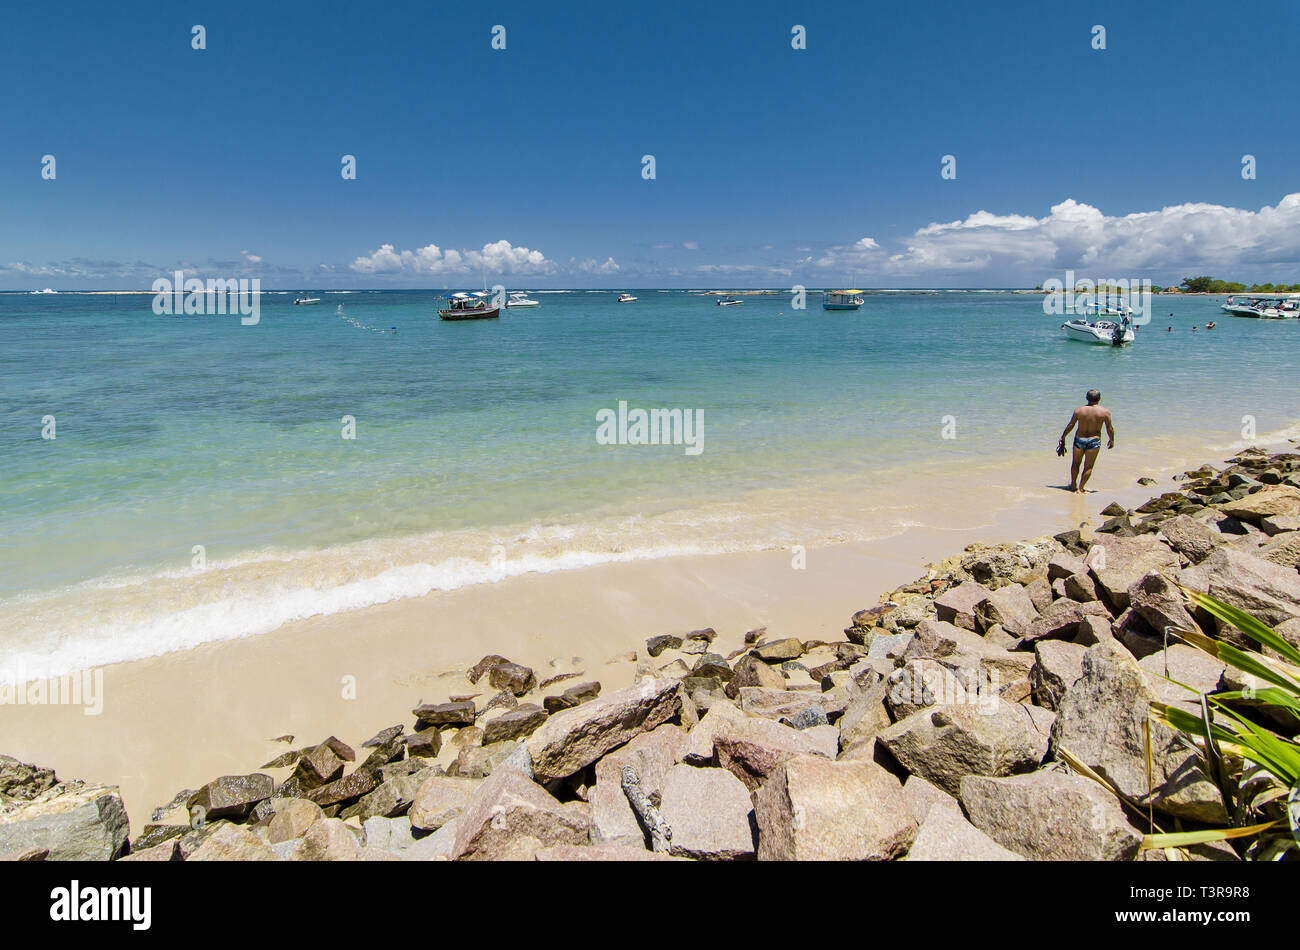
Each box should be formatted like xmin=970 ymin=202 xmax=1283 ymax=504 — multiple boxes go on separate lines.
xmin=438 ymin=292 xmax=500 ymax=321
xmin=822 ymin=289 xmax=864 ymax=310
xmin=1222 ymin=293 xmax=1300 ymax=319
xmin=716 ymin=297 xmax=743 ymax=306
xmin=616 ymin=293 xmax=637 ymax=303
xmin=293 ymin=294 xmax=321 ymax=306
xmin=505 ymin=292 xmax=540 ymax=308
xmin=1062 ymin=317 xmax=1134 ymax=345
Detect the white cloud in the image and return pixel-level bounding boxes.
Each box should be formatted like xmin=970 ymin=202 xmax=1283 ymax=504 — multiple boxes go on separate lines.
xmin=681 ymin=241 xmax=700 ymax=250
xmin=350 ymin=239 xmax=553 ymax=276
xmin=812 ymin=193 xmax=1300 ymax=282
xmin=572 ymin=256 xmax=620 ymax=274
xmin=240 ymin=249 xmax=263 ymax=265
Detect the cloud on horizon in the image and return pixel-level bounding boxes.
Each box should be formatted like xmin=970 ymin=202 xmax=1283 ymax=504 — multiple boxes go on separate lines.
xmin=804 ymin=193 xmax=1300 ymax=283
xmin=349 ymin=239 xmax=553 ymax=277
xmin=6 ymin=195 xmax=1300 ymax=288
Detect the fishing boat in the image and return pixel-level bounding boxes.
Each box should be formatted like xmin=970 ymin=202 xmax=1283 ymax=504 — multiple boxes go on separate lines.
xmin=437 ymin=292 xmax=500 ymax=321
xmin=293 ymin=294 xmax=322 ymax=306
xmin=505 ymin=292 xmax=539 ymax=308
xmin=716 ymin=297 xmax=743 ymax=306
xmin=822 ymin=289 xmax=864 ymax=310
xmin=616 ymin=293 xmax=637 ymax=303
xmin=1062 ymin=317 xmax=1134 ymax=345
xmin=1221 ymin=293 xmax=1300 ymax=319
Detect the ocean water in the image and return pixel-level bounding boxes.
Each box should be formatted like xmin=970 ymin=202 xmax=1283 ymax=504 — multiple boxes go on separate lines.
xmin=2 ymin=289 xmax=1297 ymax=674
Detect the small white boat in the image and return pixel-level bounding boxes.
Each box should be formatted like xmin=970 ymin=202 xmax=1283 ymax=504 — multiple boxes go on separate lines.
xmin=822 ymin=289 xmax=864 ymax=310
xmin=616 ymin=293 xmax=637 ymax=303
xmin=1063 ymin=317 xmax=1134 ymax=345
xmin=293 ymin=294 xmax=321 ymax=306
xmin=716 ymin=297 xmax=743 ymax=306
xmin=505 ymin=292 xmax=540 ymax=308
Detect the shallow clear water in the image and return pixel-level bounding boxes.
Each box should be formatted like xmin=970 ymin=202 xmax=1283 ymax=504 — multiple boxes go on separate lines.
xmin=1 ymin=289 xmax=1295 ymax=672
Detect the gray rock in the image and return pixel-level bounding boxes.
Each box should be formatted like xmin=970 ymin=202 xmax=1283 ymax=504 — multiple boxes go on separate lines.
xmin=411 ymin=700 xmax=476 ymax=727
xmin=900 ymin=774 xmax=957 ymax=825
xmin=1050 ymin=639 xmax=1227 ymax=823
xmin=646 ymin=635 xmax=683 ymax=657
xmin=526 ymin=677 xmax=681 ymax=782
xmin=659 ymin=765 xmax=756 ymax=860
xmin=753 ymin=756 xmax=915 ymax=861
xmin=1158 ymin=515 xmax=1224 ymax=564
xmin=0 ymin=782 xmax=129 ymax=861
xmin=1087 ymin=535 xmax=1180 ymax=611
xmin=906 ymin=803 xmax=1024 ymax=861
xmin=1030 ymin=640 xmax=1086 ymax=711
xmin=959 ymin=771 xmax=1142 ymax=860
xmin=488 ymin=661 xmax=537 ymax=697
xmin=588 ymin=724 xmax=687 ymax=847
xmin=481 ymin=703 xmax=548 ymax=744
xmin=712 ymin=716 xmax=832 ymax=792
xmin=974 ymin=584 xmax=1040 ymax=637
xmin=188 ymin=773 xmax=274 ymax=821
xmin=933 ymin=581 xmax=992 ymax=631
xmin=450 ymin=769 xmax=587 ymax=861
xmin=753 ymin=638 xmax=805 ymax=663
xmin=188 ymin=823 xmax=280 ymax=861
xmin=877 ymin=701 xmax=1047 ymax=796
xmin=408 ymin=775 xmax=480 ymax=832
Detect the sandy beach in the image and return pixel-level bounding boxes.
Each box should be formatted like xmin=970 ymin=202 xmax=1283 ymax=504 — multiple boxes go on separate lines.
xmin=3 ymin=429 xmax=1277 ymax=834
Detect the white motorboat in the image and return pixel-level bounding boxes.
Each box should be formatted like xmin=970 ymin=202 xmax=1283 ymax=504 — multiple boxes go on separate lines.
xmin=616 ymin=293 xmax=637 ymax=303
xmin=1063 ymin=317 xmax=1135 ymax=345
xmin=716 ymin=297 xmax=743 ymax=306
xmin=505 ymin=292 xmax=540 ymax=308
xmin=822 ymin=289 xmax=864 ymax=310
xmin=1222 ymin=293 xmax=1300 ymax=319
xmin=293 ymin=294 xmax=321 ymax=306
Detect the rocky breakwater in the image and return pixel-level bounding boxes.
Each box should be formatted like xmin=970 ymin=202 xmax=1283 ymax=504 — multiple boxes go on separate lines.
xmin=3 ymin=445 xmax=1298 ymax=861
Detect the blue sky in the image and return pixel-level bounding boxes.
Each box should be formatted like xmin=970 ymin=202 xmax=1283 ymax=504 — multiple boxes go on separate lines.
xmin=2 ymin=0 xmax=1298 ymax=288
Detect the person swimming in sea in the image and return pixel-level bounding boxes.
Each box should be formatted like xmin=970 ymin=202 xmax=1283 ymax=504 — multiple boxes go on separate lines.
xmin=1057 ymin=389 xmax=1115 ymax=493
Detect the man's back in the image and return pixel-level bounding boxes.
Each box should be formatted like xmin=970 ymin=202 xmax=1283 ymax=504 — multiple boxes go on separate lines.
xmin=1074 ymin=404 xmax=1109 ymax=437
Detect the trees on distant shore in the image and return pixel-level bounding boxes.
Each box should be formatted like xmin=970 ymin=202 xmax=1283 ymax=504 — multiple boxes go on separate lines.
xmin=1180 ymin=276 xmax=1300 ymax=294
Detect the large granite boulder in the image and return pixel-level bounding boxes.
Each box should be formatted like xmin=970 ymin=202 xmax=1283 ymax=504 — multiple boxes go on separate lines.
xmin=752 ymin=756 xmax=915 ymax=861
xmin=0 ymin=780 xmax=129 ymax=861
xmin=1050 ymin=639 xmax=1226 ymax=823
xmin=525 ymin=678 xmax=681 ymax=782
xmin=959 ymin=771 xmax=1142 ymax=860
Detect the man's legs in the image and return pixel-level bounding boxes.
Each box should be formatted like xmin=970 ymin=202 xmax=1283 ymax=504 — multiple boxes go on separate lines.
xmin=1077 ymin=447 xmax=1101 ymax=492
xmin=1068 ymin=445 xmax=1084 ymax=491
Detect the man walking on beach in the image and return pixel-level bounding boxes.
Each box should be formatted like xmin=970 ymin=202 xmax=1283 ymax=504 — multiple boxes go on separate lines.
xmin=1057 ymin=389 xmax=1114 ymax=493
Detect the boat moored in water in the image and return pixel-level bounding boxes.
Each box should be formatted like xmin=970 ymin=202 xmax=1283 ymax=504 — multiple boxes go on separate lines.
xmin=716 ymin=297 xmax=743 ymax=306
xmin=438 ymin=292 xmax=500 ymax=320
xmin=1222 ymin=293 xmax=1300 ymax=319
xmin=616 ymin=293 xmax=637 ymax=303
xmin=822 ymin=289 xmax=864 ymax=310
xmin=1062 ymin=316 xmax=1135 ymax=345
xmin=293 ymin=294 xmax=322 ymax=306
xmin=505 ymin=292 xmax=540 ymax=308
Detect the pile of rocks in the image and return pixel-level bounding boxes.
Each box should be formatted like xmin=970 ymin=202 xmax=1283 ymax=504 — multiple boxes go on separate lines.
xmin=4 ymin=447 xmax=1298 ymax=861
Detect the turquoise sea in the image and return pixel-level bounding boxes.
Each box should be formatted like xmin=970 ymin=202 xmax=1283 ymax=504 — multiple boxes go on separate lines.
xmin=2 ymin=289 xmax=1297 ymax=674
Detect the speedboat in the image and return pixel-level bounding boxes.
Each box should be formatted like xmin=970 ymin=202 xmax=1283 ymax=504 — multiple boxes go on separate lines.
xmin=1062 ymin=317 xmax=1134 ymax=345
xmin=1222 ymin=293 xmax=1299 ymax=319
xmin=716 ymin=297 xmax=743 ymax=306
xmin=616 ymin=293 xmax=637 ymax=303
xmin=505 ymin=292 xmax=539 ymax=308
xmin=438 ymin=292 xmax=500 ymax=321
xmin=293 ymin=294 xmax=321 ymax=306
xmin=822 ymin=289 xmax=864 ymax=310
